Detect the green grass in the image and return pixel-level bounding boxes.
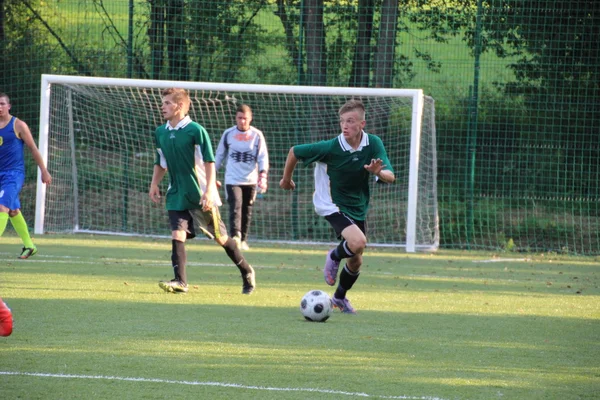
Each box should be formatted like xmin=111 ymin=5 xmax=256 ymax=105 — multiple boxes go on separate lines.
xmin=1 ymin=235 xmax=598 ymax=399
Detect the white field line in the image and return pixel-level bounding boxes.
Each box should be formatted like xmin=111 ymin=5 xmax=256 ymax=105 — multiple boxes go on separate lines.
xmin=0 ymin=371 xmax=449 ymax=400
xmin=0 ymin=254 xmax=296 ymax=271
xmin=0 ymin=253 xmax=530 ymax=281
xmin=475 ymin=258 xmax=529 ymax=263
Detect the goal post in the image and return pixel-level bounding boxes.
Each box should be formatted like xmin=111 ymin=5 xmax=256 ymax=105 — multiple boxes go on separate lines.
xmin=37 ymin=74 xmax=438 ymax=252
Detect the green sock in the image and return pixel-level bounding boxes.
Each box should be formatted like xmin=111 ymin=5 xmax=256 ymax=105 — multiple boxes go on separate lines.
xmin=10 ymin=212 xmax=35 ymax=248
xmin=0 ymin=213 xmax=8 ymax=237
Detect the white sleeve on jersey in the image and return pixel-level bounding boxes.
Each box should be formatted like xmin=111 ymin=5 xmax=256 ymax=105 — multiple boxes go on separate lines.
xmin=215 ymin=128 xmax=231 ymax=171
xmin=156 ymin=148 xmax=168 ymax=169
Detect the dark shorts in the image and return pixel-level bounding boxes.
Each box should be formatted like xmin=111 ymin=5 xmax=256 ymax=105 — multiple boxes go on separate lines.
xmin=168 ymin=208 xmax=228 ymax=240
xmin=325 ymin=212 xmax=366 ymax=239
xmin=0 ymin=170 xmax=25 ymax=210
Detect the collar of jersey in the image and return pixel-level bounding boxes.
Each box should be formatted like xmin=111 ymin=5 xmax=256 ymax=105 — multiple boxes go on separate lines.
xmin=337 ymin=130 xmax=369 ymax=153
xmin=166 ymin=115 xmax=192 ymax=131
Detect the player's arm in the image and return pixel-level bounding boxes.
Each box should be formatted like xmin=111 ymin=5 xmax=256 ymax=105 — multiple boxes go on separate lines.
xmin=214 ymin=132 xmax=228 ymax=171
xmin=365 ymin=136 xmax=395 ymax=184
xmin=149 ymin=164 xmax=166 ymax=203
xmin=16 ymin=119 xmax=52 ymax=185
xmin=201 ymin=161 xmax=217 ymax=211
xmin=377 ymin=168 xmax=395 ymax=184
xmin=364 ymin=158 xmax=395 ymax=184
xmin=257 ymin=131 xmax=269 ymax=193
xmin=279 ymin=147 xmax=298 ymax=191
xmin=195 ymin=126 xmax=219 ymax=210
xmin=257 ymin=131 xmax=269 ymax=173
xmin=150 ymin=147 xmax=167 ymax=203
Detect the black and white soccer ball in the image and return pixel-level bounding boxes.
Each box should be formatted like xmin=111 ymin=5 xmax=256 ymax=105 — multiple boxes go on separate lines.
xmin=300 ymin=290 xmax=332 ymax=322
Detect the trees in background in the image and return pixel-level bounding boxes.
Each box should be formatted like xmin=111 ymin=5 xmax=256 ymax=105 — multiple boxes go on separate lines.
xmin=466 ymin=0 xmax=600 ymax=198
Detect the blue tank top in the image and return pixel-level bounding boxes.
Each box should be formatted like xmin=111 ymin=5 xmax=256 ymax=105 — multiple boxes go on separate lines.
xmin=0 ymin=117 xmax=25 ymax=172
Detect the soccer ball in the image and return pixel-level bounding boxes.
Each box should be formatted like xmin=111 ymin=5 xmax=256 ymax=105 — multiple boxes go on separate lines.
xmin=300 ymin=290 xmax=332 ymax=322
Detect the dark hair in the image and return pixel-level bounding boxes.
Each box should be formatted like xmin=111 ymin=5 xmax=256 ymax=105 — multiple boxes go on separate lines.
xmin=0 ymin=93 xmax=11 ymax=104
xmin=236 ymin=104 xmax=252 ymax=115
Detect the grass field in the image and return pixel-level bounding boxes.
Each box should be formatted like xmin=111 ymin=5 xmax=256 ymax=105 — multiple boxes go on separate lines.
xmin=1 ymin=234 xmax=598 ymax=399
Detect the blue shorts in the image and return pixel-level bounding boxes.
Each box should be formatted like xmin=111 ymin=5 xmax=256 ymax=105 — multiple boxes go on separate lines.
xmin=0 ymin=170 xmax=25 ymax=210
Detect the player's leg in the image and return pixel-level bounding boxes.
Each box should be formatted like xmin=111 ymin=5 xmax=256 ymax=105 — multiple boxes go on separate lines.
xmin=9 ymin=209 xmax=37 ymax=259
xmin=323 ymin=213 xmax=366 ymax=285
xmin=190 ymin=207 xmax=256 ymax=294
xmin=158 ymin=211 xmax=192 ymax=293
xmin=0 ymin=205 xmax=8 ymax=237
xmin=0 ymin=297 xmax=13 ymax=337
xmin=330 ymin=226 xmax=365 ymax=314
xmin=0 ymin=171 xmax=24 ymax=238
xmin=226 ymin=184 xmax=243 ymax=246
xmin=240 ymin=185 xmax=257 ymax=250
xmin=324 ymin=214 xmax=366 ymax=314
xmin=331 ymin=250 xmax=362 ymax=314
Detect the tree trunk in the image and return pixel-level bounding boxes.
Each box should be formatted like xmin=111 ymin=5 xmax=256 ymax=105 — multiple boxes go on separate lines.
xmin=0 ymin=0 xmax=5 ymax=42
xmin=148 ymin=0 xmax=165 ymax=80
xmin=166 ymin=0 xmax=188 ymax=81
xmin=303 ymin=0 xmax=326 ymax=86
xmin=349 ymin=0 xmax=374 ymax=87
xmin=373 ymin=0 xmax=399 ymax=88
xmin=274 ymin=0 xmax=304 ymax=83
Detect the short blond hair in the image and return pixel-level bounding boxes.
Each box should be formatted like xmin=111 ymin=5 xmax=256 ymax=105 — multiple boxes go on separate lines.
xmin=338 ymin=99 xmax=365 ymax=120
xmin=162 ymin=88 xmax=190 ymax=114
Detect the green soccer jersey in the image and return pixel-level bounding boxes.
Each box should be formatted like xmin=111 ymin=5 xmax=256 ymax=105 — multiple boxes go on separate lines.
xmin=154 ymin=116 xmax=217 ymax=211
xmin=293 ymin=132 xmax=394 ymax=221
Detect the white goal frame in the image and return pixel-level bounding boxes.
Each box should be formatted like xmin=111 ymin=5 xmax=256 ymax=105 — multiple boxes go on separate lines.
xmin=37 ymin=74 xmax=435 ymax=252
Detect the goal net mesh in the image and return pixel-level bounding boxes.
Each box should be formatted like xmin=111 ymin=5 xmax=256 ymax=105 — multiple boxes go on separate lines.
xmin=43 ymin=81 xmax=438 ymax=249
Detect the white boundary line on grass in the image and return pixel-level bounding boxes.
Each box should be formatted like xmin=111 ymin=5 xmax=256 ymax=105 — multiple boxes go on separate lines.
xmin=0 ymin=371 xmax=449 ymax=400
xmin=0 ymin=255 xmax=297 ymax=271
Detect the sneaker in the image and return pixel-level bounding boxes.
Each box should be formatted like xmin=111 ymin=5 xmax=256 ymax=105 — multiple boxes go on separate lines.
xmin=242 ymin=266 xmax=256 ymax=295
xmin=233 ymin=235 xmax=242 ymax=248
xmin=158 ymin=280 xmax=188 ymax=293
xmin=331 ymin=296 xmax=356 ymax=314
xmin=240 ymin=241 xmax=250 ymax=251
xmin=19 ymin=247 xmax=38 ymax=259
xmin=323 ymin=249 xmax=340 ymax=286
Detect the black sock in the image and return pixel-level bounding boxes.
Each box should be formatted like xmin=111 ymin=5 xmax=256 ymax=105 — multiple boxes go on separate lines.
xmin=172 ymin=239 xmax=187 ymax=285
xmin=222 ymin=237 xmax=252 ymax=275
xmin=334 ymin=265 xmax=360 ymax=299
xmin=331 ymin=240 xmax=354 ymax=261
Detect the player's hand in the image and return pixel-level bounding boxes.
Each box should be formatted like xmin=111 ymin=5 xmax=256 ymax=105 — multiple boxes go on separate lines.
xmin=364 ymin=158 xmax=385 ymax=176
xmin=216 ymin=180 xmax=222 ymax=188
xmin=257 ymin=172 xmax=268 ymax=194
xmin=280 ymin=178 xmax=295 ymax=191
xmin=149 ymin=184 xmax=162 ymax=203
xmin=41 ymin=170 xmax=52 ymax=185
xmin=201 ymin=193 xmax=214 ymax=211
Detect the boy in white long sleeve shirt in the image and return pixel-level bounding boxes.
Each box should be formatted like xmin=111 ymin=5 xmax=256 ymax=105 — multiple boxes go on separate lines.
xmin=215 ymin=104 xmax=269 ymax=250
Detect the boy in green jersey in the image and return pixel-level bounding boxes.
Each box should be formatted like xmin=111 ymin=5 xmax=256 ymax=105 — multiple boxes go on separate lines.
xmin=280 ymin=100 xmax=395 ymax=313
xmin=149 ymin=88 xmax=256 ymax=294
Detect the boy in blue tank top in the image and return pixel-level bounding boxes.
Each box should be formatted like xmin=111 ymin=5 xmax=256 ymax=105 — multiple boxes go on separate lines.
xmin=0 ymin=93 xmax=52 ymax=258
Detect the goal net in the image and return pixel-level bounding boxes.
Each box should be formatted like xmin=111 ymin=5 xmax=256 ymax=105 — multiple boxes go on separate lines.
xmin=37 ymin=75 xmax=438 ymax=251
